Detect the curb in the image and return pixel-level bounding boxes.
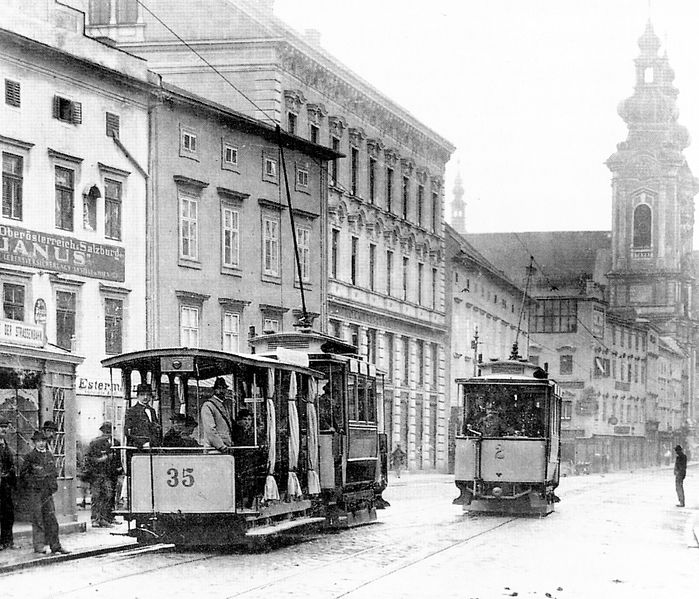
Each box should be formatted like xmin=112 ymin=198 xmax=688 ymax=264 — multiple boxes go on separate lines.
xmin=10 ymin=521 xmax=86 ymax=545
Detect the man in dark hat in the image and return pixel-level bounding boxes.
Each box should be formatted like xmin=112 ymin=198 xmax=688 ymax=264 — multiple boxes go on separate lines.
xmin=200 ymin=378 xmax=233 ymax=451
xmin=20 ymin=430 xmax=69 ymax=555
xmin=674 ymin=444 xmax=687 ymax=507
xmin=85 ymin=422 xmax=123 ymax=527
xmin=163 ymin=414 xmax=201 ymax=448
xmin=41 ymin=420 xmax=58 ymax=449
xmin=125 ymin=384 xmax=161 ymax=449
xmin=0 ymin=417 xmax=16 ymax=549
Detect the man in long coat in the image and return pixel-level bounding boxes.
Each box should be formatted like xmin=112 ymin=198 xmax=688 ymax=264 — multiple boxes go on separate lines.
xmin=200 ymin=378 xmax=233 ymax=451
xmin=125 ymin=384 xmax=161 ymax=449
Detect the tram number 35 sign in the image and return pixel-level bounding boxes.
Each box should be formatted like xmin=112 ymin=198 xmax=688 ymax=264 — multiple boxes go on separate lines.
xmin=166 ymin=467 xmax=195 ymax=488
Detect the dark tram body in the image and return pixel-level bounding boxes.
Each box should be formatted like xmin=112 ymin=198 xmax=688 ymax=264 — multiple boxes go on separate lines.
xmin=453 ymin=357 xmax=562 ymax=516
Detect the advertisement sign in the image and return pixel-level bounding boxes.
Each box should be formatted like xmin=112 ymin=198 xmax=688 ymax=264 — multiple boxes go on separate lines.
xmin=0 ymin=318 xmax=45 ymax=348
xmin=0 ymin=224 xmax=125 ymax=282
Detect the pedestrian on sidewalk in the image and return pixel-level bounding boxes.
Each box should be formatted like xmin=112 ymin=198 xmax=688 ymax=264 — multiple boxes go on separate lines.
xmin=0 ymin=417 xmax=17 ymax=550
xmin=390 ymin=444 xmax=407 ymax=478
xmin=20 ymin=430 xmax=69 ymax=555
xmin=674 ymin=444 xmax=687 ymax=507
xmin=85 ymin=422 xmax=123 ymax=527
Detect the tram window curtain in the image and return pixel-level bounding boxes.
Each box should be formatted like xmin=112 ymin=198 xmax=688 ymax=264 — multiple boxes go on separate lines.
xmin=287 ymin=373 xmax=302 ymax=498
xmin=306 ymin=377 xmax=321 ymax=494
xmin=263 ymin=368 xmax=280 ymax=501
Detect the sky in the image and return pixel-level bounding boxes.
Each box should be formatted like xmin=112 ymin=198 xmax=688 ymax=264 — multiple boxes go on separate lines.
xmin=274 ymin=0 xmax=699 ymax=244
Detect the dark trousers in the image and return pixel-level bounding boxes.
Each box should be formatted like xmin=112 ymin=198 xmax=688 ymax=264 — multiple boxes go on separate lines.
xmin=676 ymin=475 xmax=685 ymax=506
xmin=28 ymin=491 xmax=60 ymax=551
xmin=0 ymin=483 xmax=14 ymax=547
xmin=91 ymin=476 xmax=115 ymax=522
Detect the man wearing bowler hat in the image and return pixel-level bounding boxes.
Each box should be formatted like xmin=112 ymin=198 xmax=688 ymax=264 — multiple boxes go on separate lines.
xmin=125 ymin=384 xmax=161 ymax=449
xmin=20 ymin=430 xmax=69 ymax=555
xmin=200 ymin=378 xmax=233 ymax=451
xmin=85 ymin=422 xmax=123 ymax=527
xmin=0 ymin=416 xmax=16 ymax=549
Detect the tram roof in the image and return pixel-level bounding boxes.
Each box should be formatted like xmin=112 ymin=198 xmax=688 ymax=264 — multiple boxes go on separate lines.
xmin=101 ymin=347 xmax=323 ymax=378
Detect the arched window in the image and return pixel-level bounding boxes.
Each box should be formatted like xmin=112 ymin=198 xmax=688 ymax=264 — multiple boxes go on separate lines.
xmin=633 ymin=204 xmax=652 ymax=248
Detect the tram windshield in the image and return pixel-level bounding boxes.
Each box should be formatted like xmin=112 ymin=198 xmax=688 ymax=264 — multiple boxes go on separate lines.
xmin=463 ymin=384 xmax=547 ymax=437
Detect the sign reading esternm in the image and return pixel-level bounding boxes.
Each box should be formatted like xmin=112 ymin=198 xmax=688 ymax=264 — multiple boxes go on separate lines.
xmin=0 ymin=223 xmax=125 ymax=282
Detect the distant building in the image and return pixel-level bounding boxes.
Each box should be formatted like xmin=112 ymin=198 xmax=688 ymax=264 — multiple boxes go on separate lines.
xmin=0 ymin=0 xmax=151 ymax=516
xmin=85 ymin=0 xmax=456 ymax=471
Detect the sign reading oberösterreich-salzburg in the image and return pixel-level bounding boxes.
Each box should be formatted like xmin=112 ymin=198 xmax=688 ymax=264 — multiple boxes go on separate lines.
xmin=0 ymin=223 xmax=125 ymax=282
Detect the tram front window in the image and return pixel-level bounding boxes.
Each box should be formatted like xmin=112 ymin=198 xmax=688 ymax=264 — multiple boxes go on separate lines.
xmin=463 ymin=385 xmax=546 ymax=437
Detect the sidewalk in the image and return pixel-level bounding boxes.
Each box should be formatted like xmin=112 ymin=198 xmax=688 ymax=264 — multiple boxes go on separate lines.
xmin=0 ymin=505 xmax=137 ymax=574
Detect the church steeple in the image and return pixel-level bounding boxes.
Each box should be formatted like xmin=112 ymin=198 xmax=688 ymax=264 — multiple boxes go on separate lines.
xmin=451 ymin=163 xmax=466 ymax=234
xmin=606 ymin=21 xmax=697 ymax=341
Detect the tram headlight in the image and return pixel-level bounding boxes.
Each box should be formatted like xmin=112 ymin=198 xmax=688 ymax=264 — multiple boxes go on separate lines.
xmin=492 ymin=486 xmax=503 ymax=498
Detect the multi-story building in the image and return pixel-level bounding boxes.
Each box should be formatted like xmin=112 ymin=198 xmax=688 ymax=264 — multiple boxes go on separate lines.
xmin=147 ymin=81 xmax=338 ymax=361
xmin=85 ymin=0 xmax=456 ymax=471
xmin=0 ymin=0 xmax=151 ymax=516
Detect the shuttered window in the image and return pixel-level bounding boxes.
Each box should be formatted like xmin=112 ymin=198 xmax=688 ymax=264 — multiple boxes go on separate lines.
xmin=53 ymin=96 xmax=82 ymax=124
xmin=4 ymin=79 xmax=20 ymax=107
xmin=106 ymin=112 xmax=120 ymax=138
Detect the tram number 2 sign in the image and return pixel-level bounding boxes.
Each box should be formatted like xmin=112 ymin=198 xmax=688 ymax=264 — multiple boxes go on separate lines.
xmin=166 ymin=467 xmax=195 ymax=488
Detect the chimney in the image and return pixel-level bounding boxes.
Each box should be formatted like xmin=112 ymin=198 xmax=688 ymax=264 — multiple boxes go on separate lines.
xmin=304 ymin=28 xmax=321 ymax=48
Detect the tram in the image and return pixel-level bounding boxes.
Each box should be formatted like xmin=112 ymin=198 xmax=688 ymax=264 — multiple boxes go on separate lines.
xmin=102 ymin=347 xmax=329 ymax=545
xmin=249 ymin=328 xmax=389 ymax=528
xmin=452 ymin=346 xmax=562 ymax=516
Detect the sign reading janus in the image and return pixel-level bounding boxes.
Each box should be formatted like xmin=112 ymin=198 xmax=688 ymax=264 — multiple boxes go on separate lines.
xmin=0 ymin=318 xmax=45 ymax=348
xmin=0 ymin=224 xmax=125 ymax=282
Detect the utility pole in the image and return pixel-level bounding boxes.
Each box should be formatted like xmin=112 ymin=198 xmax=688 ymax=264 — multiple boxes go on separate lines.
xmin=470 ymin=328 xmax=481 ymax=376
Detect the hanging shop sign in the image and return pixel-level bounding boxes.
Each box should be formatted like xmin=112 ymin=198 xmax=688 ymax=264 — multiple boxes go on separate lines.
xmin=0 ymin=224 xmax=125 ymax=282
xmin=0 ymin=318 xmax=45 ymax=348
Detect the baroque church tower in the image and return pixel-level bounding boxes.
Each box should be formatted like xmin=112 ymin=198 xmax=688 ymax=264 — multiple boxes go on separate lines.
xmin=451 ymin=166 xmax=466 ymax=234
xmin=606 ymin=22 xmax=698 ymax=344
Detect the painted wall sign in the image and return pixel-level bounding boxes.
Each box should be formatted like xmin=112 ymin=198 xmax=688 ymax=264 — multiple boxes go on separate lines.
xmin=0 ymin=318 xmax=45 ymax=347
xmin=33 ymin=298 xmax=47 ymax=325
xmin=0 ymin=224 xmax=125 ymax=282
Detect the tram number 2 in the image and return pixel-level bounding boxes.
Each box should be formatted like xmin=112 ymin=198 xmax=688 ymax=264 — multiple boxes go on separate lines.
xmin=166 ymin=467 xmax=195 ymax=488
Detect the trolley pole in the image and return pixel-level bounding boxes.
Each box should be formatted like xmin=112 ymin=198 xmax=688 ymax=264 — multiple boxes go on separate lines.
xmin=471 ymin=328 xmax=481 ymax=376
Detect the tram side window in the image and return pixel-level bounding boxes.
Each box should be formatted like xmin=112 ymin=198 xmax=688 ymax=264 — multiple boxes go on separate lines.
xmin=357 ymin=376 xmax=367 ymax=421
xmin=347 ymin=374 xmax=358 ymax=421
xmin=365 ymin=378 xmax=377 ymax=423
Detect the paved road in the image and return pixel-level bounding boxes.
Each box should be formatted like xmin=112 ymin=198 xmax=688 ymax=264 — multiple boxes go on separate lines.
xmin=2 ymin=468 xmax=696 ymax=599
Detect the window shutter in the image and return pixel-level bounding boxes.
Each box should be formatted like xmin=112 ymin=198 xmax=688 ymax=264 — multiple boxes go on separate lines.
xmin=53 ymin=95 xmax=61 ymax=119
xmin=5 ymin=80 xmax=20 ymax=107
xmin=71 ymin=101 xmax=82 ymax=124
xmin=106 ymin=112 xmax=120 ymax=138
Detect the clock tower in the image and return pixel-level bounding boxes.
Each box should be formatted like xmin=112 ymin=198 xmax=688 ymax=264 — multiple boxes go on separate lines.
xmin=606 ymin=21 xmax=698 ymax=342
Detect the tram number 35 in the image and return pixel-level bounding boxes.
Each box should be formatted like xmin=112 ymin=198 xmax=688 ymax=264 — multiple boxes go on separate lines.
xmin=166 ymin=467 xmax=195 ymax=488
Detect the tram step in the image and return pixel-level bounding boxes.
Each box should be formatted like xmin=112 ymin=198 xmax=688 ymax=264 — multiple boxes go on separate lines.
xmin=245 ymin=516 xmax=326 ymax=537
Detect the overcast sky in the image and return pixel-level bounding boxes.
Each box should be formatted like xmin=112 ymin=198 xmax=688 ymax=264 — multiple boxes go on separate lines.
xmin=275 ymin=0 xmax=699 ymax=244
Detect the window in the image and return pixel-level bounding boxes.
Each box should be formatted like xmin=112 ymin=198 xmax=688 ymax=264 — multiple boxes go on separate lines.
xmin=223 ymin=143 xmax=238 ymax=168
xmin=180 ymin=129 xmax=197 ymax=156
xmin=55 ymin=166 xmax=74 ymax=231
xmin=431 ymin=191 xmax=439 ymax=231
xmin=402 ymin=337 xmax=410 ymax=384
xmin=56 ymin=290 xmax=76 ymax=351
xmin=83 ymin=185 xmax=98 ymax=231
xmin=431 ymin=343 xmax=439 ymax=387
xmin=297 ymin=227 xmax=311 ymax=282
xmin=296 ymin=165 xmax=309 ymax=188
xmin=330 ymin=319 xmax=342 ymax=338
xmin=4 ymin=79 xmax=20 ymax=108
xmin=633 ymin=204 xmax=652 ymax=248
xmin=263 ymin=155 xmax=278 ymax=182
xmin=104 ymin=179 xmax=122 ymax=241
xmin=386 ymin=167 xmax=394 ymax=212
xmin=562 ymin=401 xmax=572 ymax=420
xmin=287 ymin=112 xmax=297 ymax=135
xmin=331 ymin=229 xmax=339 ymax=278
xmin=310 ymin=124 xmax=319 ymax=144
xmin=351 ymin=236 xmax=358 ymax=286
xmin=330 ymin=137 xmax=340 ymax=185
xmin=223 ymin=311 xmax=240 ymax=352
xmin=386 ymin=333 xmax=394 ymax=382
xmin=116 ymin=0 xmax=138 ymax=23
xmin=351 ymin=147 xmax=359 ymax=196
xmin=2 ymin=153 xmax=23 ymax=220
xmin=263 ymin=318 xmax=280 ymax=334
xmin=559 ymin=354 xmax=573 ymax=375
xmin=431 ymin=268 xmax=437 ymax=309
xmin=366 ymin=328 xmax=377 ymax=364
xmin=417 ymin=184 xmax=424 ymax=226
xmin=104 ymin=298 xmax=123 ymax=355
xmin=416 ymin=340 xmax=424 ymax=385
xmin=222 ymin=206 xmax=239 ymax=268
xmin=532 ymin=298 xmax=578 ymax=333
xmin=179 ymin=194 xmax=198 ymax=260
xmin=90 ymin=0 xmax=110 ymax=24
xmin=262 ymin=217 xmax=280 ymax=276
xmin=3 ymin=283 xmax=24 ymax=321
xmin=369 ymin=244 xmax=376 ymax=291
xmin=105 ymin=112 xmax=120 ymax=138
xmin=53 ymin=96 xmax=82 ymax=125
xmin=402 ymin=256 xmax=409 ymax=301
xmin=386 ymin=250 xmax=393 ymax=296
xmin=180 ymin=305 xmax=199 ymax=347
xmin=417 ymin=263 xmax=424 ymax=305
xmin=402 ymin=176 xmax=409 ymax=219
xmin=368 ymin=157 xmax=376 ymax=204
xmin=350 ymin=324 xmax=359 ymax=349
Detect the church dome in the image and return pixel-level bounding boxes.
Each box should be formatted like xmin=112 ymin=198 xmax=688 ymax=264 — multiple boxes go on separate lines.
xmin=618 ymin=87 xmax=678 ymax=125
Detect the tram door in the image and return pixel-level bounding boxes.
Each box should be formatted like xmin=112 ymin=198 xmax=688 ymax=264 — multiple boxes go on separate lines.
xmin=316 ymin=362 xmax=345 ymax=489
